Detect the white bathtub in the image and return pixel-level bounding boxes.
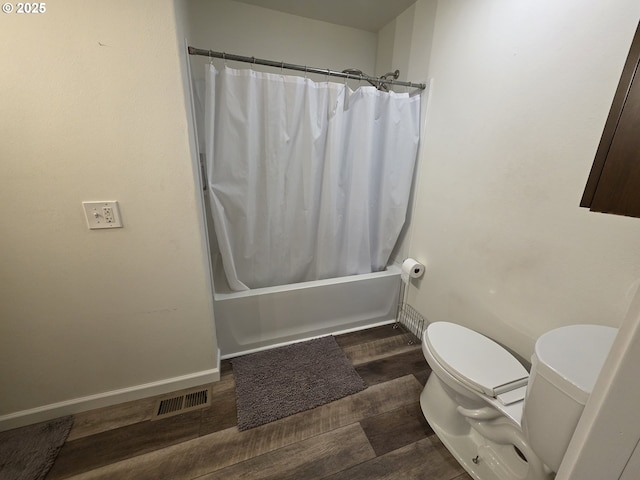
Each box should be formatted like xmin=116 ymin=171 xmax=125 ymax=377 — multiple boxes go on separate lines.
xmin=213 ymin=259 xmax=401 ymax=358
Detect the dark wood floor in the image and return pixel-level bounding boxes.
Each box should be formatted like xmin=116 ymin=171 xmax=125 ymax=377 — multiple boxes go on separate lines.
xmin=46 ymin=325 xmax=472 ymax=480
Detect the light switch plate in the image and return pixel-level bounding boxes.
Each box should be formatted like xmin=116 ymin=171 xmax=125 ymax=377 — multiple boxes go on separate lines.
xmin=82 ymin=201 xmax=123 ymax=229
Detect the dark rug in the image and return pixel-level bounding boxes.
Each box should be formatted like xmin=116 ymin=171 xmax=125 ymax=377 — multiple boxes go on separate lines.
xmin=0 ymin=416 xmax=73 ymax=480
xmin=231 ymin=336 xmax=366 ymax=430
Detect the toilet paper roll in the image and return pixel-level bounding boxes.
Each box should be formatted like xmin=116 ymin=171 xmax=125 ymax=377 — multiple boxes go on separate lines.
xmin=401 ymin=258 xmax=425 ymax=284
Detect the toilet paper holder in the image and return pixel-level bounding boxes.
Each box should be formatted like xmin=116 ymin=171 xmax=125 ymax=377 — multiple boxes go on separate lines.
xmin=394 ymin=259 xmax=427 ymax=344
xmin=401 ymin=258 xmax=425 ymax=284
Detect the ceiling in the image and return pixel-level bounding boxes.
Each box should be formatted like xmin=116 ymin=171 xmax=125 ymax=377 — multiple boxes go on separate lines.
xmin=233 ymin=0 xmax=417 ymax=32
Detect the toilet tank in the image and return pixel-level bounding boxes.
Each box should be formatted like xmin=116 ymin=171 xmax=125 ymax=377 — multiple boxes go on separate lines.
xmin=522 ymin=324 xmax=617 ymax=473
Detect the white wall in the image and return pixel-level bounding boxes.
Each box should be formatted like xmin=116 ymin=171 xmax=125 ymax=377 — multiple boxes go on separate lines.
xmin=406 ymin=0 xmax=640 ymax=362
xmin=389 ymin=4 xmax=416 ymax=82
xmin=0 ymin=0 xmax=218 ymax=429
xmin=406 ymin=0 xmax=437 ymax=85
xmin=187 ymin=0 xmax=377 ymax=85
xmin=375 ymin=20 xmax=396 ymax=78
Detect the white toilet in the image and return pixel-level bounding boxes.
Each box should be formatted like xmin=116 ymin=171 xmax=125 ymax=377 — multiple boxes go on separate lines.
xmin=420 ymin=322 xmax=617 ymax=480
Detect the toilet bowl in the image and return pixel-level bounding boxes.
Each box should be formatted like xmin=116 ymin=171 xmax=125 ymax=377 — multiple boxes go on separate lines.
xmin=420 ymin=322 xmax=617 ymax=480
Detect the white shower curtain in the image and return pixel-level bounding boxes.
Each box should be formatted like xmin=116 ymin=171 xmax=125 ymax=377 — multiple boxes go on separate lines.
xmin=204 ymin=65 xmax=421 ymax=291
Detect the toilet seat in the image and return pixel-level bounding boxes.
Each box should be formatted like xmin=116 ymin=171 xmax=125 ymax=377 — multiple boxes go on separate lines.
xmin=425 ymin=322 xmax=529 ymax=403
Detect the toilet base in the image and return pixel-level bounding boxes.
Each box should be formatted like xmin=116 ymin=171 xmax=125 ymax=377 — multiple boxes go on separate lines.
xmin=420 ymin=374 xmax=554 ymax=480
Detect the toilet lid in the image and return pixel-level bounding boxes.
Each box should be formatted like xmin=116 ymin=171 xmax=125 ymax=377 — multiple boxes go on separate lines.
xmin=426 ymin=322 xmax=529 ymax=397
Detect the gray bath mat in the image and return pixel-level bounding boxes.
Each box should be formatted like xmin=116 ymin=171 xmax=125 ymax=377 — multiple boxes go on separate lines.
xmin=231 ymin=336 xmax=366 ymax=430
xmin=0 ymin=415 xmax=73 ymax=480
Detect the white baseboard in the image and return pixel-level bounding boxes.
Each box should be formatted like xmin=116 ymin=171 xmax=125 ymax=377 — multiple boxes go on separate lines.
xmin=0 ymin=366 xmax=220 ymax=432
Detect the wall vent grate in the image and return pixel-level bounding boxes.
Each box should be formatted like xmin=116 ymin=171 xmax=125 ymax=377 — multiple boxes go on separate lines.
xmin=152 ymin=386 xmax=211 ymax=420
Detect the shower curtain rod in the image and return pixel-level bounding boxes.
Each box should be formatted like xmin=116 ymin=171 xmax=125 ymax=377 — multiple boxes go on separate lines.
xmin=188 ymin=47 xmax=426 ymax=90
